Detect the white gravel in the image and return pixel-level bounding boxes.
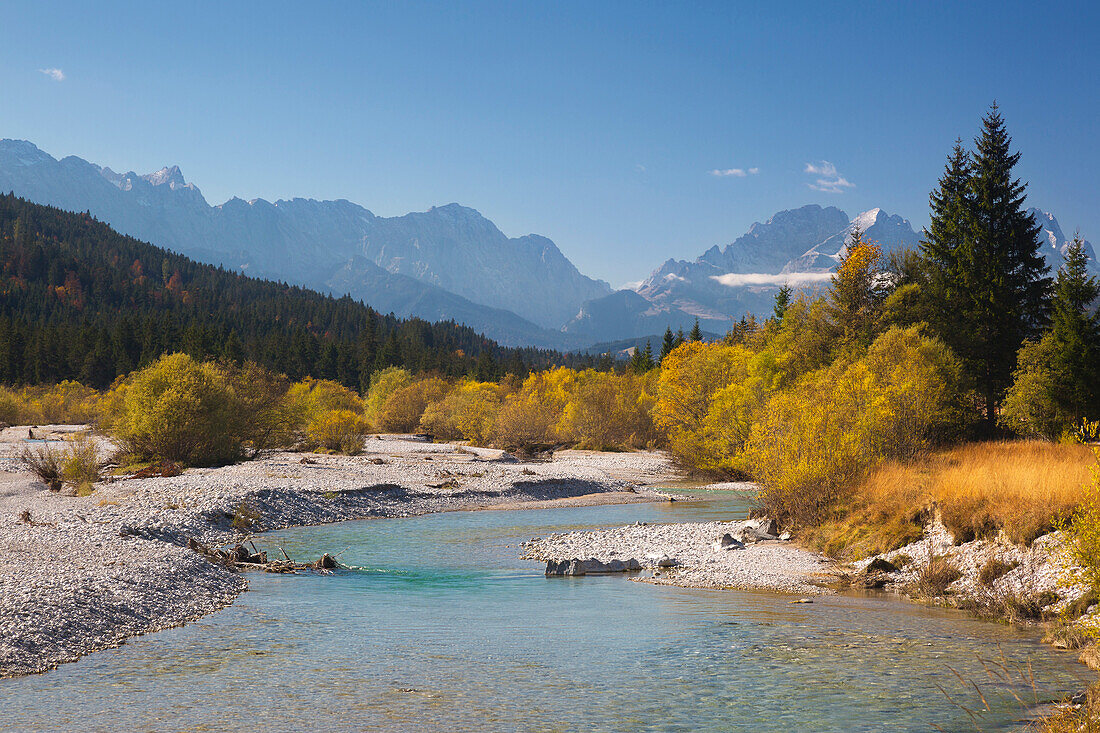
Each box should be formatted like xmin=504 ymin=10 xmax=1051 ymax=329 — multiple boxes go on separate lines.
xmin=0 ymin=430 xmax=677 ymax=678
xmin=854 ymin=520 xmax=1090 ymax=611
xmin=522 ymin=520 xmax=832 ymax=595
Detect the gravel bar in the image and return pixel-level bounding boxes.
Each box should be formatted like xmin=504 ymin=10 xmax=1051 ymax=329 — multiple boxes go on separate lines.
xmin=0 ymin=430 xmax=677 ymax=678
xmin=522 ymin=519 xmax=833 ymax=594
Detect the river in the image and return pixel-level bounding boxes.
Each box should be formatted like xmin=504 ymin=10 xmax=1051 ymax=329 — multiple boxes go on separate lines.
xmin=0 ymin=490 xmax=1087 ymax=731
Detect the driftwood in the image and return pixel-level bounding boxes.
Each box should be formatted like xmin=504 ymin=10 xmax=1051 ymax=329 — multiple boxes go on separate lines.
xmin=186 ymin=538 xmax=340 ymax=574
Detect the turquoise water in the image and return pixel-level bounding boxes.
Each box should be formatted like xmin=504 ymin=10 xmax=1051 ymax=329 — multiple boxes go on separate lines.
xmin=0 ymin=491 xmax=1088 ymax=732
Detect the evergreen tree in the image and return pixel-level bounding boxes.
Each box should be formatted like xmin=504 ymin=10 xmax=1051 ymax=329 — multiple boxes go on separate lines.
xmin=920 ymin=106 xmax=1051 ymax=424
xmin=1049 ymin=235 xmax=1100 ymax=418
xmin=475 ymin=348 xmax=497 ymax=382
xmin=689 ymin=319 xmax=702 ymax=342
xmin=221 ymin=329 xmax=245 ymax=364
xmin=659 ymin=326 xmax=676 ymax=363
xmin=629 ymin=345 xmax=647 ymax=374
xmin=674 ymin=328 xmax=685 ymax=348
xmin=643 ymin=339 xmax=653 ymax=370
xmin=772 ymin=283 xmax=792 ymax=322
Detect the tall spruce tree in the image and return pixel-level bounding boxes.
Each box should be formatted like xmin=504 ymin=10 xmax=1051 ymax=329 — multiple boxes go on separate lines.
xmin=920 ymin=106 xmax=1050 ymax=424
xmin=659 ymin=326 xmax=676 ymax=363
xmin=772 ymin=283 xmax=793 ymax=322
xmin=1049 ymin=235 xmax=1100 ymax=418
xmin=689 ymin=319 xmax=703 ymax=342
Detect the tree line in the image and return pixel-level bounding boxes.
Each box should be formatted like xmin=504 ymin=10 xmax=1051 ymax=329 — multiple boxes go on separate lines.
xmin=0 ymin=194 xmax=602 ymax=390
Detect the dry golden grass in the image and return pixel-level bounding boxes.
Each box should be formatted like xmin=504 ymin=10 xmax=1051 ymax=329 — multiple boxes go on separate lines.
xmin=932 ymin=441 xmax=1092 ymax=544
xmin=805 ymin=440 xmax=1093 ymax=559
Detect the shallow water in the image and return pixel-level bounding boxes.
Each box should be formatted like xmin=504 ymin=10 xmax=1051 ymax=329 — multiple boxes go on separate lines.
xmin=1 ymin=491 xmax=1088 ymax=732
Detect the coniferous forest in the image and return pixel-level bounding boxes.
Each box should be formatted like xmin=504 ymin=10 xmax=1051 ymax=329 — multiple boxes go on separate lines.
xmin=0 ymin=193 xmax=592 ymax=390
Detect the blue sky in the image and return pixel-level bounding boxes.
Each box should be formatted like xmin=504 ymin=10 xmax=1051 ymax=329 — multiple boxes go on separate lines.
xmin=2 ymin=1 xmax=1098 ymax=286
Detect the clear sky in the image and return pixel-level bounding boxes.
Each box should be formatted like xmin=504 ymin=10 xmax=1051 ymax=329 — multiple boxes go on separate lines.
xmin=2 ymin=1 xmax=1097 ymax=286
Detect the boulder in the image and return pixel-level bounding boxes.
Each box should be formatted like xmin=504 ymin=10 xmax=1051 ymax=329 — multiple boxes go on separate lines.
xmin=545 ymin=557 xmax=643 ymax=575
xmin=656 ymin=556 xmax=676 ymax=568
xmin=756 ymin=518 xmax=779 ymax=536
xmin=866 ymin=557 xmax=898 ymax=574
xmin=714 ymin=533 xmax=745 ymax=551
xmin=737 ymin=526 xmax=761 ymax=544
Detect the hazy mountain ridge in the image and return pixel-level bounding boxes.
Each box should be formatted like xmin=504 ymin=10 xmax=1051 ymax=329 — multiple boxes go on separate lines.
xmin=0 ymin=139 xmax=607 ymax=346
xmin=2 ymin=139 xmax=1093 ymax=350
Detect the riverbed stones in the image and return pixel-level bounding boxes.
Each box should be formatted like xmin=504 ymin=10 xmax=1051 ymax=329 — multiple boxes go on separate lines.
xmin=545 ymin=557 xmax=644 ymax=575
xmin=0 ymin=432 xmax=680 ymax=678
xmin=713 ymin=533 xmax=745 ymax=552
xmin=523 ymin=519 xmax=829 ymax=594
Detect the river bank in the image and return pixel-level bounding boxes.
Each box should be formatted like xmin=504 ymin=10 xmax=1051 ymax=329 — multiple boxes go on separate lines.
xmin=0 ymin=429 xmax=678 ymax=678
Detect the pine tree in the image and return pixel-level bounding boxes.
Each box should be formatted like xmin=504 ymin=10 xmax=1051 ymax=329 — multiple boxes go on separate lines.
xmin=921 ymin=106 xmax=1051 ymax=424
xmin=772 ymin=284 xmax=792 ymax=322
xmin=659 ymin=326 xmax=675 ymax=363
xmin=629 ymin=345 xmax=647 ymax=374
xmin=967 ymin=104 xmax=1051 ymax=422
xmin=674 ymin=328 xmax=685 ymax=348
xmin=643 ymin=340 xmax=654 ymax=370
xmin=1049 ymin=235 xmax=1100 ymax=418
xmin=689 ymin=319 xmax=703 ymax=342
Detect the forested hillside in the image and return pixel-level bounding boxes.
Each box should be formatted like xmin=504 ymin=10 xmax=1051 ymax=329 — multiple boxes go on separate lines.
xmin=0 ymin=194 xmax=578 ymax=389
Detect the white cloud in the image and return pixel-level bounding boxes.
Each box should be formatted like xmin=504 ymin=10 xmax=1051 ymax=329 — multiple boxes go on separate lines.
xmin=711 ymin=271 xmax=834 ymax=287
xmin=804 ymin=160 xmax=854 ymax=193
xmin=710 ymin=167 xmax=759 ymax=178
xmin=38 ymin=68 xmax=65 ymax=82
xmin=634 ymin=163 xmax=646 ymax=173
xmin=619 ymin=279 xmax=645 ymax=291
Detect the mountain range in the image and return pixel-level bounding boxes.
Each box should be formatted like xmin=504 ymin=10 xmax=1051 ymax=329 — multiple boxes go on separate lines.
xmin=1 ymin=139 xmax=1094 ymax=348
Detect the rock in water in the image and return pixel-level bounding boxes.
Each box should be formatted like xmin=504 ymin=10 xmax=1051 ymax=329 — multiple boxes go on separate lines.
xmin=546 ymin=557 xmax=644 ymax=576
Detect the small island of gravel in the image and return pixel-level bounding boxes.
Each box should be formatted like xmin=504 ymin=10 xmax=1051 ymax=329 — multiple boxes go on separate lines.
xmin=522 ymin=515 xmax=832 ymax=595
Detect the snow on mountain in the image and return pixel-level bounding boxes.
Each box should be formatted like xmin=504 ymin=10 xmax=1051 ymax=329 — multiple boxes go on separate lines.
xmin=566 ymin=205 xmax=921 ymax=342
xmin=1029 ymin=208 xmax=1100 ymax=276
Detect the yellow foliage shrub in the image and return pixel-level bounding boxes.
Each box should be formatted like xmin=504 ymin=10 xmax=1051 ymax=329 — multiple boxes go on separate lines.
xmin=285 ymin=378 xmax=367 ymax=454
xmin=560 ymin=369 xmax=658 ymax=450
xmin=493 ymin=368 xmax=575 ymax=447
xmin=103 ymin=353 xmax=247 ymax=466
xmin=420 ymin=380 xmax=503 ymax=444
xmin=0 ymin=381 xmax=102 ymax=425
xmin=363 ymin=367 xmax=413 ymax=427
xmin=654 ymin=342 xmax=757 ymax=470
xmin=746 ymin=326 xmax=965 ymax=526
xmin=376 ymin=378 xmax=450 ymax=433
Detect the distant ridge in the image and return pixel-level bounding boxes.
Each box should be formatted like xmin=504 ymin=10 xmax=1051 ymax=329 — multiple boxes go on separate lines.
xmin=0 ymin=139 xmax=608 ymax=348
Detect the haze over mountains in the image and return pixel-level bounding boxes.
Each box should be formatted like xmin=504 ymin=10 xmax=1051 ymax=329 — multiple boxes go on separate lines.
xmin=1 ymin=139 xmax=1094 ymax=349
